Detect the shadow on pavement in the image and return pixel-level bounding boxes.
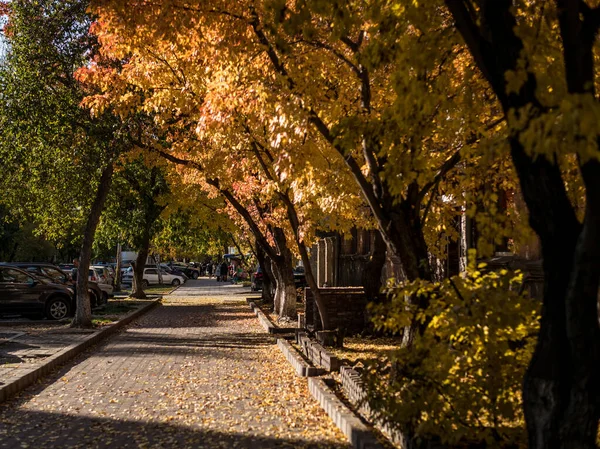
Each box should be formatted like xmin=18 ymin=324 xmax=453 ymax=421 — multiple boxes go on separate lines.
xmin=138 ymin=304 xmax=258 ymax=329
xmin=84 ymin=331 xmax=274 ymax=360
xmin=0 ymin=408 xmax=349 ymax=448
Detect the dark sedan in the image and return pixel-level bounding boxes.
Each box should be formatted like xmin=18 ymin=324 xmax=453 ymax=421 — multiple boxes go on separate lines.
xmin=2 ymin=262 xmax=104 ymax=308
xmin=0 ymin=266 xmax=74 ymax=320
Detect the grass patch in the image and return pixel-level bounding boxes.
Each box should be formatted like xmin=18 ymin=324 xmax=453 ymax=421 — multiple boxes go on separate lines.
xmin=118 ymin=285 xmax=176 ymax=296
xmin=92 ymin=317 xmax=117 ymax=328
xmin=93 ymin=302 xmax=137 ymax=316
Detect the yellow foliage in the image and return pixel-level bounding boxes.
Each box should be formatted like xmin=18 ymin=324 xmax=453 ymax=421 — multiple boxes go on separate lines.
xmin=366 ymin=260 xmax=539 ymax=447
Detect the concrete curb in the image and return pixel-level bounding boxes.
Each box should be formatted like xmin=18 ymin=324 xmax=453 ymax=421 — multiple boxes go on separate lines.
xmin=308 ymin=377 xmax=385 ymax=449
xmin=296 ymin=331 xmax=341 ymax=372
xmin=248 ymin=301 xmax=296 ymax=334
xmin=0 ymin=299 xmax=160 ymax=404
xmin=277 ymin=338 xmax=325 ymax=377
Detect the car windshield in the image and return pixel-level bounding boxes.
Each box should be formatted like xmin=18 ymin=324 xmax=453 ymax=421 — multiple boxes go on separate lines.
xmin=40 ymin=267 xmax=67 ymax=283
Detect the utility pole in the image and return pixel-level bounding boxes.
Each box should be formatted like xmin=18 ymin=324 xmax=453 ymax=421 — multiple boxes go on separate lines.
xmin=115 ymin=242 xmax=122 ymax=292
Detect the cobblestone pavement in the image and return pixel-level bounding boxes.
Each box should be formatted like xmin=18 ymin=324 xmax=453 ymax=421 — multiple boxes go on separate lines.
xmin=0 ymin=287 xmax=350 ymax=448
xmin=0 ymin=302 xmax=151 ymax=388
xmin=169 ymin=277 xmax=253 ymax=297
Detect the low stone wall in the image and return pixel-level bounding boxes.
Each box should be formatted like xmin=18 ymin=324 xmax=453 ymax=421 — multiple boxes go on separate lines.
xmin=304 ymin=287 xmax=368 ymax=333
xmin=277 ymin=338 xmax=324 ymax=377
xmin=296 ymin=331 xmax=341 ymax=372
xmin=309 ymin=377 xmax=385 ymax=449
xmin=340 ymin=366 xmax=404 ymax=448
xmin=248 ymin=301 xmax=296 ymax=335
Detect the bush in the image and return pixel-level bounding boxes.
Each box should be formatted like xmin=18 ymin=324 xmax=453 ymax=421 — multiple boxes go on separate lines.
xmin=364 ymin=259 xmax=539 ymax=448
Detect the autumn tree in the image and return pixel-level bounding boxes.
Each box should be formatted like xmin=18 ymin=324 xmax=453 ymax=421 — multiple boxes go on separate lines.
xmin=0 ymin=0 xmax=139 ymax=326
xmin=94 ymin=156 xmax=170 ymax=298
xmin=424 ymin=1 xmax=600 ymax=447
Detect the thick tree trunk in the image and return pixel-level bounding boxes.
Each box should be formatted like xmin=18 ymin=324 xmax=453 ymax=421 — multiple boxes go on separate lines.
xmin=261 ymin=259 xmax=275 ymax=304
xmin=518 ymin=148 xmax=600 ymax=449
xmin=272 ymin=257 xmax=297 ymax=320
xmin=255 ymin=243 xmax=274 ymax=304
xmin=131 ymin=230 xmax=150 ymax=299
xmin=441 ymin=3 xmax=600 ymax=446
xmin=384 ymin=194 xmax=434 ymax=347
xmin=362 ymin=230 xmax=387 ymax=302
xmin=72 ymin=163 xmax=114 ymax=328
xmin=271 ymin=228 xmax=297 ymax=320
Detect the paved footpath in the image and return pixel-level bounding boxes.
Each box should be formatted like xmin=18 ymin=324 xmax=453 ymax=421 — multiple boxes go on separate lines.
xmin=0 ymin=281 xmax=349 ymax=448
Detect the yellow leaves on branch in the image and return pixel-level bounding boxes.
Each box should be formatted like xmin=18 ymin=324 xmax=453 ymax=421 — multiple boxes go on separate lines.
xmin=367 ymin=255 xmax=538 ymax=447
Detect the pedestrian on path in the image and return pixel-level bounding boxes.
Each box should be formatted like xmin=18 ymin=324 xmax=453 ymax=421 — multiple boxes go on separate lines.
xmin=220 ymin=261 xmax=228 ymax=282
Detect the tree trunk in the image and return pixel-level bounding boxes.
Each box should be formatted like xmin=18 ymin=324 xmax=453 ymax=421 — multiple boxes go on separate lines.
xmin=262 ymin=260 xmax=275 ymax=304
xmin=518 ymin=149 xmax=600 ymax=449
xmin=362 ymin=230 xmax=387 ymax=302
xmin=272 ymin=257 xmax=297 ymax=320
xmin=154 ymin=254 xmax=163 ymax=284
xmin=114 ymin=243 xmax=122 ymax=291
xmin=441 ymin=3 xmax=600 ymax=445
xmin=271 ymin=227 xmax=297 ymax=320
xmin=72 ymin=163 xmax=114 ymax=328
xmin=280 ymin=195 xmax=331 ymax=329
xmin=255 ymin=243 xmax=274 ymax=304
xmin=131 ymin=230 xmax=150 ymax=299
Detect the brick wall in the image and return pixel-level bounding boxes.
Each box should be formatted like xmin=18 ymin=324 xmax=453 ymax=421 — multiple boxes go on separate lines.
xmin=304 ymin=287 xmax=368 ymax=333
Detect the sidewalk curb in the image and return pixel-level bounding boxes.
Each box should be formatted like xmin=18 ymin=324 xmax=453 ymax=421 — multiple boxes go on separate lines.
xmin=308 ymin=377 xmax=385 ymax=449
xmin=277 ymin=338 xmax=325 ymax=377
xmin=0 ymin=299 xmax=160 ymax=404
xmin=248 ymin=301 xmax=296 ymax=334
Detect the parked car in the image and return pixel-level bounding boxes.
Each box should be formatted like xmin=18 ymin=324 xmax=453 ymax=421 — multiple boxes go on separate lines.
xmin=1 ymin=263 xmax=105 ymax=308
xmin=0 ymin=266 xmax=74 ymax=320
xmin=122 ymin=266 xmax=186 ymax=288
xmin=162 ymin=263 xmax=189 ymax=279
xmin=58 ymin=263 xmax=74 ymax=272
xmin=175 ymin=263 xmax=200 ymax=279
xmin=89 ymin=267 xmax=114 ymax=303
xmin=92 ymin=264 xmax=115 ymax=286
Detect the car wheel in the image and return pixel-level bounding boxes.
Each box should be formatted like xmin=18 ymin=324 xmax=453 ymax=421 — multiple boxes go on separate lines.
xmin=46 ymin=296 xmax=71 ymax=320
xmin=141 ymin=279 xmax=149 ymax=288
xmin=192 ymin=272 xmax=199 ymax=279
xmin=171 ymin=278 xmax=181 ymax=286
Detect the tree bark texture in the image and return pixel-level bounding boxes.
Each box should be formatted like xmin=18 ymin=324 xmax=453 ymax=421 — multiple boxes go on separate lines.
xmin=72 ymin=163 xmax=114 ymax=328
xmin=254 ymin=242 xmax=274 ymax=305
xmin=444 ymin=1 xmax=600 ymax=446
xmin=131 ymin=229 xmax=150 ymax=299
xmin=271 ymin=227 xmax=297 ymax=320
xmin=362 ymin=230 xmax=387 ymax=302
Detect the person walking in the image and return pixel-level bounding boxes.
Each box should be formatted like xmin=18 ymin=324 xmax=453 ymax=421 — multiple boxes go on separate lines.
xmin=220 ymin=260 xmax=228 ymax=283
xmin=207 ymin=262 xmax=213 ymax=279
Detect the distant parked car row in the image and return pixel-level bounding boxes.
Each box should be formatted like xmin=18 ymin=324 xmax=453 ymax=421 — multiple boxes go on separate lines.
xmin=250 ymin=265 xmax=306 ymax=292
xmin=0 ymin=261 xmax=120 ymax=321
xmin=121 ymin=265 xmax=187 ymax=288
